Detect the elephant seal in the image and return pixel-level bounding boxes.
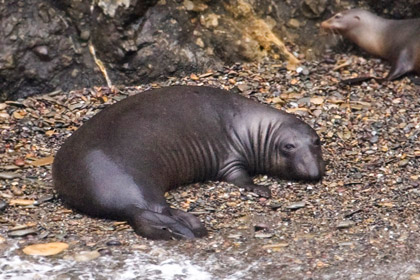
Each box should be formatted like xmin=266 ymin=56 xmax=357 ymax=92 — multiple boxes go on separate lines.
xmin=52 ymin=86 xmax=325 ymax=240
xmin=321 ymin=9 xmax=420 ymax=82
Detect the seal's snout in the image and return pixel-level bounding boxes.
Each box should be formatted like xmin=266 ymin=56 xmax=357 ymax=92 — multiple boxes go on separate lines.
xmin=298 ymin=160 xmax=324 ymax=182
xmin=294 ymin=147 xmax=325 ymax=182
xmin=306 ymin=161 xmax=325 ymax=182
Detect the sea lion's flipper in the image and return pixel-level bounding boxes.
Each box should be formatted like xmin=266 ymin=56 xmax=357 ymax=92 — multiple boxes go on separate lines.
xmin=386 ymin=48 xmax=414 ymax=80
xmin=126 ymin=206 xmax=207 ymax=240
xmin=223 ymin=168 xmax=271 ymax=198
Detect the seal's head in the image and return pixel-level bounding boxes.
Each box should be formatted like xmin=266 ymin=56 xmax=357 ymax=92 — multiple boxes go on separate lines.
xmin=321 ymin=9 xmax=360 ymax=32
xmin=320 ymin=9 xmax=378 ymax=38
xmin=269 ymin=121 xmax=325 ymax=182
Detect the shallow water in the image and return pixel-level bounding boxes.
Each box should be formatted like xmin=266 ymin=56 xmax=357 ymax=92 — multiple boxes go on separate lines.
xmin=1 ymin=240 xmax=419 ymax=280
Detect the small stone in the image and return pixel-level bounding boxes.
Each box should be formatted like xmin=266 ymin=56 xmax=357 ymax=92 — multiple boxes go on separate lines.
xmin=0 ymin=200 xmax=8 ymax=211
xmin=339 ymin=242 xmax=354 ymax=247
xmin=11 ymin=185 xmax=23 ymax=196
xmin=14 ymin=158 xmax=25 ymax=167
xmin=288 ymin=18 xmax=300 ymax=28
xmin=254 ymin=223 xmax=269 ymax=231
xmin=73 ymin=250 xmax=101 ymax=262
xmin=98 ymin=248 xmax=112 ymax=256
xmin=195 ymin=38 xmax=204 ymax=48
xmin=269 ymin=201 xmax=282 ymax=210
xmin=33 ymin=45 xmax=50 ymax=60
xmin=228 ymin=233 xmax=243 ymax=239
xmin=286 ymin=201 xmax=306 ymax=210
xmin=0 ymin=112 xmax=10 ymax=119
xmin=132 ymin=244 xmax=148 ymax=250
xmin=80 ymin=30 xmax=90 ymax=41
xmin=23 ymin=242 xmax=68 ymax=256
xmin=262 ymin=243 xmax=289 ymax=250
xmin=409 ymin=274 xmax=420 ymax=280
xmin=9 ymin=199 xmax=35 ymax=206
xmin=8 ymin=227 xmax=38 ymax=238
xmin=184 ymin=0 xmax=194 ymax=10
xmin=190 ymin=73 xmax=199 ymax=80
xmin=106 ymin=240 xmax=122 ymax=246
xmin=336 ymin=220 xmax=355 ymax=229
xmin=0 ymin=172 xmax=20 ymax=179
xmin=34 ymin=195 xmax=54 ymax=206
xmin=399 ymin=159 xmax=409 ymax=167
xmin=310 ymin=96 xmax=324 ymax=105
xmin=258 ymin=197 xmax=266 ymax=203
xmin=13 ymin=111 xmax=24 ymax=119
xmin=237 ymin=84 xmax=249 ymax=92
xmin=200 ymin=13 xmax=219 ymax=28
xmin=254 ymin=232 xmax=273 ymax=239
xmin=0 ymin=103 xmax=7 ymax=110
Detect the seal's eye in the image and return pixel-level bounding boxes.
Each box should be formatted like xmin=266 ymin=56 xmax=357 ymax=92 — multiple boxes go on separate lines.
xmin=335 ymin=14 xmax=342 ymax=19
xmin=314 ymin=138 xmax=321 ymax=146
xmin=284 ymin=144 xmax=296 ymax=150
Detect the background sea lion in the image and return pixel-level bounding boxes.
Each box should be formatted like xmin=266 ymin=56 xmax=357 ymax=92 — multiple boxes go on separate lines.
xmin=321 ymin=9 xmax=420 ymax=83
xmin=52 ymin=86 xmax=325 ymax=240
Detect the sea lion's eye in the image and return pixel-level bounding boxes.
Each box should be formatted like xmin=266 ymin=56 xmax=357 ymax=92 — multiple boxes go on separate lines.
xmin=314 ymin=139 xmax=321 ymax=146
xmin=335 ymin=14 xmax=342 ymax=19
xmin=284 ymin=144 xmax=296 ymax=150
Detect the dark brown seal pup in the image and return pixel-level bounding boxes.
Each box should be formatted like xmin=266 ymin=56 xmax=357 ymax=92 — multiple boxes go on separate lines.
xmin=321 ymin=9 xmax=420 ymax=82
xmin=52 ymin=86 xmax=325 ymax=240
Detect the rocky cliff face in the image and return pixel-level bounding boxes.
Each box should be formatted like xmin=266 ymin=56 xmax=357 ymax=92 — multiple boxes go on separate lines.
xmin=1 ymin=0 xmax=418 ymax=100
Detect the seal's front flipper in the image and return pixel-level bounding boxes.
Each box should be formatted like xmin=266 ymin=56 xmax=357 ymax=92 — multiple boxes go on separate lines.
xmin=126 ymin=207 xmax=206 ymax=240
xmin=386 ymin=48 xmax=414 ymax=81
xmin=223 ymin=169 xmax=271 ymax=198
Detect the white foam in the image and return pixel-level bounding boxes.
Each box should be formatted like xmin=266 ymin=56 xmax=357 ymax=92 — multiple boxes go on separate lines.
xmin=0 ymin=243 xmax=213 ymax=280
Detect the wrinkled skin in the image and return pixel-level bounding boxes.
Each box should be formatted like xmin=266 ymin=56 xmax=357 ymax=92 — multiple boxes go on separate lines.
xmin=53 ymin=86 xmax=325 ymax=240
xmin=321 ymin=9 xmax=420 ymax=81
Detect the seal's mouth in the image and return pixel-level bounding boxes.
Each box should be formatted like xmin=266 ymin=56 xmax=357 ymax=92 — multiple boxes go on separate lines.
xmin=320 ymin=20 xmax=331 ymax=29
xmin=300 ymin=174 xmax=324 ymax=183
xmin=277 ymin=167 xmax=325 ymax=184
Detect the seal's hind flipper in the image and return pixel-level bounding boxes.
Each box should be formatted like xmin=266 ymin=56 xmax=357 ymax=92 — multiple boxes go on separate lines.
xmin=167 ymin=208 xmax=207 ymax=238
xmin=340 ymin=76 xmax=379 ymax=85
xmin=126 ymin=206 xmax=207 ymax=240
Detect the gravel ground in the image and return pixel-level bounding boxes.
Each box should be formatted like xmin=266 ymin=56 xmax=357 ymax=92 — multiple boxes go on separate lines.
xmin=0 ymin=53 xmax=419 ymax=279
